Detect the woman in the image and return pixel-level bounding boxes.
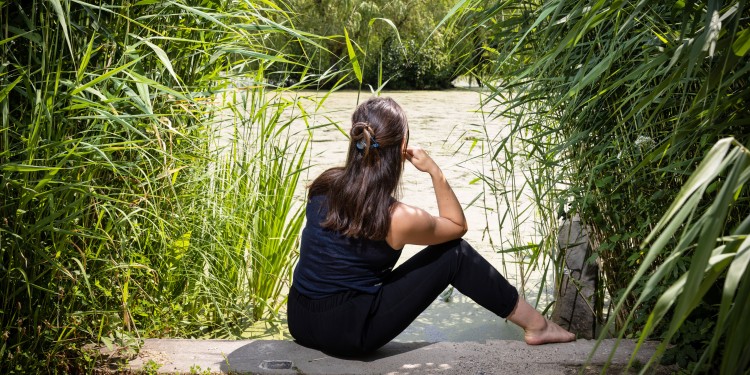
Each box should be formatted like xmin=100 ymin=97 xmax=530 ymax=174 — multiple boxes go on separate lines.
xmin=288 ymin=97 xmax=575 ymax=356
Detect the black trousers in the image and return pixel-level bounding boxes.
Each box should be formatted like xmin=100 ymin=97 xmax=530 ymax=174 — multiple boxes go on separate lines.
xmin=287 ymin=239 xmax=519 ymax=356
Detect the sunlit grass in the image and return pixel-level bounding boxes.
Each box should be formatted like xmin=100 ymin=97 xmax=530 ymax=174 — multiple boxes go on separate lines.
xmin=0 ymin=0 xmax=332 ymax=371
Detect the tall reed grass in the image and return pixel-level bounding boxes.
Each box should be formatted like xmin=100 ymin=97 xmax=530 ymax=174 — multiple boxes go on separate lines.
xmin=0 ymin=1 xmax=328 ymax=371
xmin=450 ymin=0 xmax=749 ymax=370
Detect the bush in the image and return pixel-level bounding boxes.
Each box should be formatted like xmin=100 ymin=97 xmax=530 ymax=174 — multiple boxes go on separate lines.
xmin=377 ymin=37 xmax=457 ymax=90
xmin=0 ymin=1 xmax=315 ymax=371
xmin=453 ymin=0 xmax=750 ymax=371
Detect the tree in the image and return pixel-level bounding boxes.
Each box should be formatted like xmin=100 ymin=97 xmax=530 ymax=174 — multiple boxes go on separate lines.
xmin=279 ymin=0 xmax=460 ymax=89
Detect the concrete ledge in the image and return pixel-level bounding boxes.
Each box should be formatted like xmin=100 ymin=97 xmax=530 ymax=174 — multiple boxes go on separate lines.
xmin=124 ymin=339 xmax=662 ymax=374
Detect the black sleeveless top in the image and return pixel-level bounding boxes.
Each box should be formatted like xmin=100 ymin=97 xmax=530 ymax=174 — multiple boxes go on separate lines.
xmin=292 ymin=195 xmax=402 ymax=299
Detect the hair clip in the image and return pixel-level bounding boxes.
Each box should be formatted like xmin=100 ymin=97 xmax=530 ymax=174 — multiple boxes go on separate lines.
xmin=355 ymin=138 xmax=379 ymax=152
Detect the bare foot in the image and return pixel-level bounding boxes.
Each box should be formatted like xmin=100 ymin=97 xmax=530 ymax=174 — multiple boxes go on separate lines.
xmin=523 ymin=319 xmax=576 ymax=345
xmin=506 ymin=298 xmax=576 ymax=345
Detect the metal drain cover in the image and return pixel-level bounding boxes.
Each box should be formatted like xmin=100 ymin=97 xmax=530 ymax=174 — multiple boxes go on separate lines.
xmin=259 ymin=360 xmax=293 ymax=370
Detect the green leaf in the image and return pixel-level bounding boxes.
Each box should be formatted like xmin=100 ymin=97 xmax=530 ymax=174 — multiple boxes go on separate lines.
xmin=168 ymin=0 xmax=228 ymax=29
xmin=0 ymin=74 xmax=22 ymax=103
xmin=369 ymin=18 xmax=404 ymax=57
xmin=344 ymin=28 xmax=362 ymax=84
xmin=77 ymin=33 xmax=96 ymax=82
xmin=2 ymin=164 xmax=61 ymax=172
xmin=731 ymin=28 xmax=750 ymax=56
xmin=48 ymin=0 xmax=75 ymax=66
xmin=644 ymin=138 xmax=733 ymax=244
xmin=0 ymin=31 xmax=28 ymax=47
xmin=140 ymin=37 xmax=181 ymax=85
xmin=422 ymin=0 xmax=470 ymax=48
xmin=69 ymin=58 xmax=142 ymax=96
xmin=214 ymin=47 xmax=291 ymax=64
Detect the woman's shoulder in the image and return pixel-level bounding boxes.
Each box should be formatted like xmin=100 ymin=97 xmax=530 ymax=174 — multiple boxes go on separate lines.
xmin=389 ymin=200 xmax=467 ymax=247
xmin=387 ymin=202 xmax=434 ymax=248
xmin=391 ymin=201 xmax=431 ymax=226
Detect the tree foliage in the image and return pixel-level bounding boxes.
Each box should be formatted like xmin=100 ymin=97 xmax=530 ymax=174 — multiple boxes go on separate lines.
xmin=278 ymin=0 xmax=462 ymax=89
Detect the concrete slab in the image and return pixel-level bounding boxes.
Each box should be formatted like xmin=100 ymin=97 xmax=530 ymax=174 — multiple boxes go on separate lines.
xmin=125 ymin=338 xmax=661 ymax=374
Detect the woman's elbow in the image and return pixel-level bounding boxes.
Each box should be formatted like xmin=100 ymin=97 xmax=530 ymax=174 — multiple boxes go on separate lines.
xmin=459 ymin=226 xmax=468 ymax=238
xmin=455 ymin=223 xmax=468 ymax=238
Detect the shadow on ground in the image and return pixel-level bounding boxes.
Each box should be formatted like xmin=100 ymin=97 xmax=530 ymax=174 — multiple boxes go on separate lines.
xmin=220 ymin=340 xmax=440 ymax=374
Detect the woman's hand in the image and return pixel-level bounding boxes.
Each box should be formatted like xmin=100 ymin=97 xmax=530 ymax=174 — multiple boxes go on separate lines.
xmin=405 ymin=146 xmax=439 ymax=175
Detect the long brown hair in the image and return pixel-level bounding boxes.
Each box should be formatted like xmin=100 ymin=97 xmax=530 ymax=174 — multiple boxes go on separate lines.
xmin=309 ymin=97 xmax=408 ymax=240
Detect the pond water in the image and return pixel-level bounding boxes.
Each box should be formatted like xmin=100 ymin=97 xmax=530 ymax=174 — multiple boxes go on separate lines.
xmin=282 ymin=88 xmax=552 ymax=342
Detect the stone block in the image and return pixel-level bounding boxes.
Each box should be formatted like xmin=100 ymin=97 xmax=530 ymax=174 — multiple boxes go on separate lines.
xmin=551 ymin=215 xmax=599 ymax=339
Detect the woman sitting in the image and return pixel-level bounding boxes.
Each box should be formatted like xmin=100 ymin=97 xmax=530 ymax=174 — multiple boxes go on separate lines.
xmin=288 ymin=97 xmax=575 ymax=356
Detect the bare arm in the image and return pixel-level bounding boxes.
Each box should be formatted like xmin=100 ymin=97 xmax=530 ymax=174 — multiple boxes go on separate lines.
xmin=386 ymin=146 xmax=467 ymax=249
